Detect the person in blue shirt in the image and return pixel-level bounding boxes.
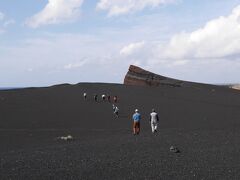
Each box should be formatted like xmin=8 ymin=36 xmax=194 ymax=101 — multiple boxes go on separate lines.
xmin=132 ymin=109 xmax=141 ymax=135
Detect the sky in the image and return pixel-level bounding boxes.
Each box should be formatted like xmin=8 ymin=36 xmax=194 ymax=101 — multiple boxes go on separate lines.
xmin=0 ymin=0 xmax=240 ymax=87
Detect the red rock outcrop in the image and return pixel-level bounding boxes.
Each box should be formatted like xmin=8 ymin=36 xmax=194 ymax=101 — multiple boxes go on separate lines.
xmin=230 ymin=84 xmax=240 ymax=90
xmin=124 ymin=65 xmax=183 ymax=87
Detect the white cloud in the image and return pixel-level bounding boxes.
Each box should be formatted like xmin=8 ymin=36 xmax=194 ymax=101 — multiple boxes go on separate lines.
xmin=115 ymin=5 xmax=240 ymax=83
xmin=64 ymin=61 xmax=86 ymax=70
xmin=120 ymin=41 xmax=145 ymax=56
xmin=2 ymin=4 xmax=240 ymax=86
xmin=0 ymin=12 xmax=5 ymax=21
xmin=0 ymin=28 xmax=5 ymax=34
xmin=97 ymin=0 xmax=177 ymax=16
xmin=3 ymin=19 xmax=15 ymax=28
xmin=0 ymin=33 xmax=129 ymax=86
xmin=0 ymin=12 xmax=15 ymax=34
xmin=27 ymin=68 xmax=33 ymax=72
xmin=159 ymin=5 xmax=240 ymax=60
xmin=132 ymin=5 xmax=240 ymax=84
xmin=171 ymin=60 xmax=188 ymax=66
xmin=25 ymin=0 xmax=84 ymax=28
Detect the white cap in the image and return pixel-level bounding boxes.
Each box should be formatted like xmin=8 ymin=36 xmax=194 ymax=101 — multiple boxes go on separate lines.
xmin=135 ymin=109 xmax=138 ymax=112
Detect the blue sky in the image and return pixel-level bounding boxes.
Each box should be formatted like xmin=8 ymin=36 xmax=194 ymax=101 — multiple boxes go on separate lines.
xmin=0 ymin=0 xmax=240 ymax=87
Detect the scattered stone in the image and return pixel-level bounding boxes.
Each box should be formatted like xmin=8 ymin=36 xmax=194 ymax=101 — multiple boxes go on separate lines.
xmin=59 ymin=135 xmax=73 ymax=141
xmin=170 ymin=146 xmax=180 ymax=153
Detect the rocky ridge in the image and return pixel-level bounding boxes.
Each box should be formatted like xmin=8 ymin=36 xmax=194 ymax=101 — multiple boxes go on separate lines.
xmin=124 ymin=65 xmax=184 ymax=87
xmin=230 ymin=84 xmax=240 ymax=90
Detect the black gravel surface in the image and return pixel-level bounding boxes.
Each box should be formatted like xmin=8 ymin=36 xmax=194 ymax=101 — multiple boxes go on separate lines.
xmin=0 ymin=83 xmax=240 ymax=179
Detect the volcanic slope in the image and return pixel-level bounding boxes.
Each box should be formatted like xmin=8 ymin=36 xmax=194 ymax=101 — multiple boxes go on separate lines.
xmin=0 ymin=82 xmax=240 ymax=179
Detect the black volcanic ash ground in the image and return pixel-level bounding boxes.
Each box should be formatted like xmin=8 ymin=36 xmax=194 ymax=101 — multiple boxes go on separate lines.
xmin=0 ymin=83 xmax=240 ymax=179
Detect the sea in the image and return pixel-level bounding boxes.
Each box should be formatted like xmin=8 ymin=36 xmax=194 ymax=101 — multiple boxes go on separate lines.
xmin=0 ymin=87 xmax=24 ymax=90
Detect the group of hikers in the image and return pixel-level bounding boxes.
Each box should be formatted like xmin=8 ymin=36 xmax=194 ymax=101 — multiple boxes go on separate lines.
xmin=83 ymin=92 xmax=159 ymax=135
xmin=83 ymin=92 xmax=118 ymax=103
xmin=83 ymin=92 xmax=119 ymax=118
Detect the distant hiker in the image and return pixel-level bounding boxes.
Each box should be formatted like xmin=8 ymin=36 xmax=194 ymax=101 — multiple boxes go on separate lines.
xmin=150 ymin=109 xmax=159 ymax=133
xmin=113 ymin=106 xmax=119 ymax=118
xmin=132 ymin=109 xmax=141 ymax=135
xmin=83 ymin=92 xmax=87 ymax=100
xmin=112 ymin=104 xmax=117 ymax=114
xmin=107 ymin=95 xmax=111 ymax=102
xmin=113 ymin=96 xmax=118 ymax=103
xmin=94 ymin=94 xmax=98 ymax=102
xmin=102 ymin=94 xmax=106 ymax=101
xmin=112 ymin=104 xmax=116 ymax=112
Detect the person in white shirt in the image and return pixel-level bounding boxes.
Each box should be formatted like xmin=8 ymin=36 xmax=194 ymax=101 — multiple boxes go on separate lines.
xmin=83 ymin=92 xmax=87 ymax=100
xmin=102 ymin=94 xmax=106 ymax=101
xmin=149 ymin=109 xmax=159 ymax=133
xmin=112 ymin=104 xmax=119 ymax=118
xmin=114 ymin=106 xmax=119 ymax=118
